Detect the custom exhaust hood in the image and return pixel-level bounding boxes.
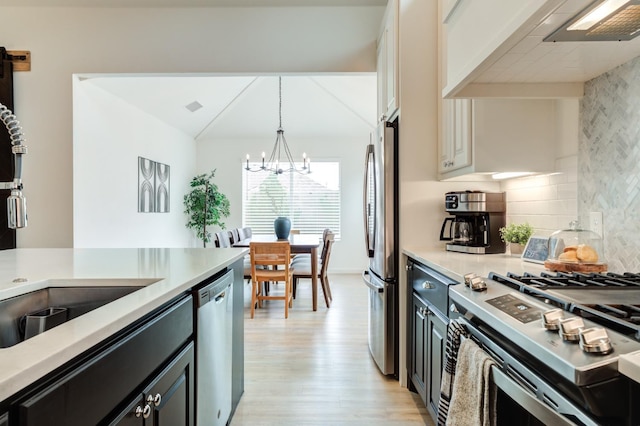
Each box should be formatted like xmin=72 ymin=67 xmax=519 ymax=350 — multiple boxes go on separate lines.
xmin=545 ymin=0 xmax=640 ymax=42
xmin=442 ymin=0 xmax=640 ymax=98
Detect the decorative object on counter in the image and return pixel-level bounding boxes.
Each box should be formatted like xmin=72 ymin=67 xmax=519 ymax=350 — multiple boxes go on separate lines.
xmin=138 ymin=157 xmax=170 ymax=213
xmin=183 ymin=170 xmax=230 ymax=247
xmin=544 ymin=221 xmax=607 ymax=272
xmin=244 ymin=76 xmax=310 ymax=175
xmin=274 ymin=216 xmax=291 ymax=240
xmin=521 ymin=236 xmax=550 ymax=264
xmin=498 ymin=222 xmax=533 ymax=256
xmin=0 ymin=102 xmax=27 ymax=229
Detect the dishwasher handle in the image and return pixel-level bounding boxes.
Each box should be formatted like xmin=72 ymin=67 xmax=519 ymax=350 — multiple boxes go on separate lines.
xmin=196 ymin=269 xmax=234 ymax=308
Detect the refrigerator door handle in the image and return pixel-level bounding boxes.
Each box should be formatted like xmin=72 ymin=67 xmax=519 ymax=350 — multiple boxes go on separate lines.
xmin=363 ymin=143 xmax=375 ymax=258
xmin=362 ymin=271 xmax=385 ymax=293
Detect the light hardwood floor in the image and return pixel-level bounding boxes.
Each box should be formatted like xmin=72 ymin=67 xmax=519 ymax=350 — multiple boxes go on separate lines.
xmin=231 ymin=274 xmax=433 ymax=425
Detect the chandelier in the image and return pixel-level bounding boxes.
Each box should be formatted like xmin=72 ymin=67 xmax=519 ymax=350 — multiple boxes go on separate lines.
xmin=245 ymin=76 xmax=310 ymax=175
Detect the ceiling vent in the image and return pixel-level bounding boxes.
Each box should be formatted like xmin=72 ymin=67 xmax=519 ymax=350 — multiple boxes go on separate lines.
xmin=185 ymin=101 xmax=203 ymax=112
xmin=545 ymin=0 xmax=640 ymax=42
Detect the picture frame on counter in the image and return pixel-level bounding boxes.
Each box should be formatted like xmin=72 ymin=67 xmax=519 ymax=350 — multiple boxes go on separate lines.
xmin=521 ymin=236 xmax=550 ymax=264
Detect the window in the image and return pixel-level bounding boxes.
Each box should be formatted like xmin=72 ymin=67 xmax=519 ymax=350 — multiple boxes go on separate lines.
xmin=242 ymin=162 xmax=340 ymax=237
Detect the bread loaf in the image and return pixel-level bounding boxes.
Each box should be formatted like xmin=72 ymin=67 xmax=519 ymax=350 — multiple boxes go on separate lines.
xmin=576 ymin=244 xmax=598 ymax=263
xmin=558 ymin=250 xmax=578 ymax=262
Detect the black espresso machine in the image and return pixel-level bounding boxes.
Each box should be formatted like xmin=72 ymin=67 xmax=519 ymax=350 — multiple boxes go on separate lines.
xmin=439 ymin=191 xmax=506 ymax=254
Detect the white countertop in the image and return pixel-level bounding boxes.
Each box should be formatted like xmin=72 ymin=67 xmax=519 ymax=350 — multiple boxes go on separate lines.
xmin=0 ymin=248 xmax=247 ymax=402
xmin=619 ymin=350 xmax=640 ymax=384
xmin=402 ymin=246 xmax=547 ymax=282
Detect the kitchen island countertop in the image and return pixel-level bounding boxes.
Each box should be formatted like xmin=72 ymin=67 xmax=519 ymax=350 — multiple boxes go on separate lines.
xmin=402 ymin=246 xmax=547 ymax=283
xmin=0 ymin=247 xmax=247 ymax=402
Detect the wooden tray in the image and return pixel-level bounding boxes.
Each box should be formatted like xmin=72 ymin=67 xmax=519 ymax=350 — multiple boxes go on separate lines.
xmin=544 ymin=259 xmax=608 ymax=273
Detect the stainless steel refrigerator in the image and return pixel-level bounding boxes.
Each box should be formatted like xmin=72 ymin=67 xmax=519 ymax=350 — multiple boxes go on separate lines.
xmin=362 ymin=119 xmax=398 ymax=377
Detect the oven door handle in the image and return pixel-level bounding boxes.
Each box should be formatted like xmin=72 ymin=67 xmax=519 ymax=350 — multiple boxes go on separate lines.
xmin=490 ymin=366 xmax=580 ymax=426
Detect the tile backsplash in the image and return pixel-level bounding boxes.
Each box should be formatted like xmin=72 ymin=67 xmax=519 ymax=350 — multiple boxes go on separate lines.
xmin=579 ymin=55 xmax=640 ymax=273
xmin=501 ymin=155 xmax=578 ymax=237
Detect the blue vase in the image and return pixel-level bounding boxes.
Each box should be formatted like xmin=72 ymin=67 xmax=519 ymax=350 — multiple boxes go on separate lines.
xmin=274 ymin=217 xmax=291 ymax=239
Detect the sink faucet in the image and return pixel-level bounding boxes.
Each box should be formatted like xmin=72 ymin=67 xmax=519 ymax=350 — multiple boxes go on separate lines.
xmin=0 ymin=102 xmax=27 ymax=229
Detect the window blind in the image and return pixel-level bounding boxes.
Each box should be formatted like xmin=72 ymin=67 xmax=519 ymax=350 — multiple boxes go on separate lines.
xmin=242 ymin=162 xmax=341 ymax=238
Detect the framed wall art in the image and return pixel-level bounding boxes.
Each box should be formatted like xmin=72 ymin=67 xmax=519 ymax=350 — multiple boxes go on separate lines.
xmin=138 ymin=156 xmax=170 ymax=213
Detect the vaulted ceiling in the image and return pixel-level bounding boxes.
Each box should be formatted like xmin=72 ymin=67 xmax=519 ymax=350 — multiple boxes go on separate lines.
xmin=82 ymin=74 xmax=377 ymax=140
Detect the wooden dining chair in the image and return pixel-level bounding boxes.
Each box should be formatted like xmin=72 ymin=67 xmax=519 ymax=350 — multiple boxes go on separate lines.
xmin=291 ymin=231 xmax=334 ymax=307
xmin=249 ymin=241 xmax=294 ymax=319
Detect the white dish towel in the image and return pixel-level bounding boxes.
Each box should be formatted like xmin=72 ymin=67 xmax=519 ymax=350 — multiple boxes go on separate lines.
xmin=445 ymin=338 xmax=497 ymax=426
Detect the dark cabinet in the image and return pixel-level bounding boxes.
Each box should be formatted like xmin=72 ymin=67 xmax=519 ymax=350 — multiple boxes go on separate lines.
xmin=108 ymin=343 xmax=194 ymax=426
xmin=410 ymin=293 xmax=447 ymax=416
xmin=16 ymin=295 xmax=194 ymax=426
xmin=426 ymin=305 xmax=447 ymax=416
xmin=410 ymin=294 xmax=428 ymax=402
xmin=406 ymin=258 xmax=453 ymax=421
xmin=0 ymin=412 xmax=7 ymax=426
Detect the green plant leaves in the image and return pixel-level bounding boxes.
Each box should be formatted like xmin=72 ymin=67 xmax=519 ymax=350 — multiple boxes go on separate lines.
xmin=183 ymin=170 xmax=230 ymax=247
xmin=499 ymin=222 xmax=533 ymax=245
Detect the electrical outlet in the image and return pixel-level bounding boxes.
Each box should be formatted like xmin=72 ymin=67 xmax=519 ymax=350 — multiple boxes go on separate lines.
xmin=590 ymin=211 xmax=603 ymax=237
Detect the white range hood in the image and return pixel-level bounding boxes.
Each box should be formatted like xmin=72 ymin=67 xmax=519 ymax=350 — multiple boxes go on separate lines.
xmin=443 ymin=0 xmax=640 ymax=98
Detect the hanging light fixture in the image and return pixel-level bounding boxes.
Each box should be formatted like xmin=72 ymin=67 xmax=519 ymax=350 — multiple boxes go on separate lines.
xmin=245 ymin=76 xmax=310 ymax=175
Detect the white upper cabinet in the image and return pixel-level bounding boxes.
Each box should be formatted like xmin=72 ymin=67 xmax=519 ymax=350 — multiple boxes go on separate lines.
xmin=442 ymin=0 xmax=640 ymax=98
xmin=438 ymin=98 xmax=556 ymax=181
xmin=377 ymin=0 xmax=399 ymax=122
xmin=439 ymin=98 xmax=471 ymax=174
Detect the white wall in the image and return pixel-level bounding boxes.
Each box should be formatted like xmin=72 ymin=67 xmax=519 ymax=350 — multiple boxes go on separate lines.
xmin=73 ymin=78 xmax=197 ymax=248
xmin=0 ymin=5 xmax=383 ymax=248
xmin=196 ymin=135 xmax=369 ymax=272
xmin=397 ymin=0 xmax=501 ymax=387
xmin=501 ymin=99 xmax=579 ymax=236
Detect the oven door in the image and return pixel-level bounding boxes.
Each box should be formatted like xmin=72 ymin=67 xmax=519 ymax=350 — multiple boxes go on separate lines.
xmin=457 ymin=317 xmax=601 ymax=426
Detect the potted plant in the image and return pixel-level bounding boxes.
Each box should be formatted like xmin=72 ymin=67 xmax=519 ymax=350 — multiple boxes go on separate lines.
xmin=499 ymin=222 xmax=534 ymax=256
xmin=183 ymin=170 xmax=230 ymax=247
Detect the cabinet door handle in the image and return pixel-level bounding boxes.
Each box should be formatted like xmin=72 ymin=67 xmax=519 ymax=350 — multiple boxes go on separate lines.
xmin=135 ymin=404 xmax=152 ymax=419
xmin=146 ymin=392 xmax=162 ymax=406
xmin=422 ymin=280 xmax=434 ymax=289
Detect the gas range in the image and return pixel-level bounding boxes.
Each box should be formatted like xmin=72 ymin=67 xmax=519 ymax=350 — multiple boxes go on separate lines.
xmin=450 ymin=272 xmax=640 ymax=386
xmin=449 ymin=270 xmax=640 ymax=425
xmin=488 ymin=271 xmax=640 ymax=341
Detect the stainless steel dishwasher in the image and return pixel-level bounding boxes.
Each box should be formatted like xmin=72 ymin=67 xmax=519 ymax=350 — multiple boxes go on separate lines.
xmin=195 ymin=269 xmax=234 ymax=426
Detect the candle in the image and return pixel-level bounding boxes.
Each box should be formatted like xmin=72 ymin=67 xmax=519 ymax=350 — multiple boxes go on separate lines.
xmin=261 ymin=152 xmax=265 ymax=168
xmin=246 ymin=154 xmax=249 ymax=169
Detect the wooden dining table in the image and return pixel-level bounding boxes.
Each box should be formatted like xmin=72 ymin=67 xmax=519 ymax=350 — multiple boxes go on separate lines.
xmin=233 ymin=234 xmax=322 ymax=311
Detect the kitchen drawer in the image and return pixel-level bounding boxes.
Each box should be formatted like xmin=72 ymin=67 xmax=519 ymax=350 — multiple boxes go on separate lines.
xmin=408 ymin=260 xmax=457 ymax=316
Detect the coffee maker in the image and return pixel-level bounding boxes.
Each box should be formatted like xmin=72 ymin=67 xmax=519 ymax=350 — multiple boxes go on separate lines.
xmin=439 ymin=191 xmax=506 ymax=254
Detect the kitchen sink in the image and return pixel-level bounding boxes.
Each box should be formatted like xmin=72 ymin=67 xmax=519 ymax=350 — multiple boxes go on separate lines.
xmin=0 ymin=279 xmax=157 ymax=348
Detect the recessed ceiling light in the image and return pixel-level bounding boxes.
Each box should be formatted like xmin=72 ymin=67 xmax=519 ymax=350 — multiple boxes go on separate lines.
xmin=185 ymin=101 xmax=203 ymax=112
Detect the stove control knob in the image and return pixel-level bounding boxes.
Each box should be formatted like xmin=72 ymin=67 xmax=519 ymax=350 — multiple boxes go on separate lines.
xmin=558 ymin=317 xmax=585 ymax=342
xmin=579 ymin=327 xmax=613 ymax=355
xmin=542 ymin=309 xmax=564 ymax=331
xmin=463 ymin=273 xmax=487 ymax=291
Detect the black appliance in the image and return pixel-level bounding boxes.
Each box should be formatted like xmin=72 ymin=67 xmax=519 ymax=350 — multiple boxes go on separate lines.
xmin=439 ymin=191 xmax=506 ymax=254
xmin=449 ymin=270 xmax=640 ymax=425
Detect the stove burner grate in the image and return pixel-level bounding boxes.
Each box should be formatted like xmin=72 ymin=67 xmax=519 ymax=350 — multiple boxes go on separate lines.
xmin=489 ymin=271 xmax=640 ymax=340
